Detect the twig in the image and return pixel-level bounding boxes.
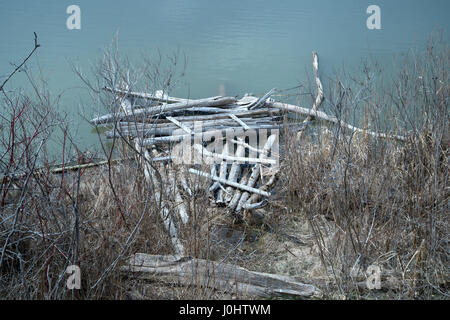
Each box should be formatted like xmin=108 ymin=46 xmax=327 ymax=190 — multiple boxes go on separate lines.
xmin=0 ymin=32 xmax=40 ymax=92
xmin=189 ymin=168 xmax=271 ymax=197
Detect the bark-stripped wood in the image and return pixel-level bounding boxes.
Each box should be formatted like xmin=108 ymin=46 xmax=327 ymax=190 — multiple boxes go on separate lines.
xmin=266 ymin=101 xmax=407 ymax=141
xmin=91 ymin=96 xmax=236 ymax=124
xmin=224 ymin=144 xmax=246 ymax=204
xmin=236 ymin=134 xmax=277 ymax=212
xmin=228 ymin=169 xmax=249 ymax=211
xmin=121 ymin=253 xmax=322 ymax=298
xmin=189 ymin=168 xmax=271 ymax=197
xmin=134 ymin=140 xmax=184 ymax=255
xmin=297 ymin=52 xmax=324 ymax=140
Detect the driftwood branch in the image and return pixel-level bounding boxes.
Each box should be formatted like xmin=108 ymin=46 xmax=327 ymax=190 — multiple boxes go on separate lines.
xmin=248 ymin=88 xmax=276 ymax=110
xmin=91 ymin=96 xmax=236 ymax=124
xmin=121 ymin=253 xmax=322 ymax=298
xmin=297 ymin=52 xmax=324 ymax=140
xmin=267 ymin=100 xmax=407 ymax=141
xmin=224 ymin=144 xmax=246 ymax=203
xmin=135 ymin=140 xmax=184 ymax=255
xmin=236 ymin=134 xmax=278 ymax=212
xmin=189 ymin=168 xmax=271 ymax=197
xmin=193 ymin=144 xmax=277 ymax=165
xmin=103 ymin=87 xmax=186 ymax=103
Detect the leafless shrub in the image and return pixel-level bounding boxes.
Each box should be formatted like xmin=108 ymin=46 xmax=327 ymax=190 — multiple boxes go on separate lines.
xmin=283 ymin=32 xmax=448 ymax=299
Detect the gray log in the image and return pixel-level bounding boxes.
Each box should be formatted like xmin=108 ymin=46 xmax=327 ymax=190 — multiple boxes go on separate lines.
xmin=121 ymin=253 xmax=322 ymax=298
xmin=91 ymin=96 xmax=236 ymax=124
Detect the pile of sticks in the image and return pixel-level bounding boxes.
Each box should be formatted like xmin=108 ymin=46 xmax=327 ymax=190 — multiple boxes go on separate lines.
xmin=91 ymin=52 xmax=406 ymax=255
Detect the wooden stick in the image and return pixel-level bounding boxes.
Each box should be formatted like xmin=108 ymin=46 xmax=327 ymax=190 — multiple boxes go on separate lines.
xmin=208 ymin=162 xmax=219 ymax=193
xmin=228 ymin=113 xmax=250 ymax=130
xmin=193 ymin=144 xmax=277 ymax=165
xmin=230 ymin=138 xmax=273 ymax=158
xmin=91 ymin=96 xmax=236 ymax=124
xmin=142 ymin=123 xmax=301 ymax=146
xmin=165 ymin=116 xmax=193 ymax=134
xmin=244 ymin=171 xmax=279 ymax=209
xmin=228 ymin=169 xmax=249 ymax=211
xmin=104 ymin=86 xmax=186 ymax=103
xmin=189 ymin=168 xmax=271 ymax=197
xmin=297 ymin=52 xmax=324 ymax=140
xmin=243 ymin=198 xmax=269 ymax=210
xmin=236 ymin=134 xmax=277 ymax=212
xmin=135 ymin=139 xmax=184 ymax=255
xmin=224 ymin=143 xmax=246 ymax=203
xmin=173 ymin=108 xmax=282 ymax=122
xmin=215 ymin=143 xmax=230 ymax=204
xmin=171 ymin=172 xmax=189 ymax=225
xmin=267 ymin=100 xmax=407 ymax=141
xmin=248 ymin=88 xmax=276 ymax=110
xmin=179 ymin=169 xmax=193 ymax=197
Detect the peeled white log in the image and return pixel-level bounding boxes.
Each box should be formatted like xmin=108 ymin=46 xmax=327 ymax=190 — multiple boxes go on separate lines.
xmin=224 ymin=144 xmax=246 ymax=203
xmin=193 ymin=144 xmax=276 ymax=165
xmin=225 ymin=145 xmax=245 ymax=203
xmin=297 ymin=52 xmax=325 ymax=140
xmin=173 ymin=108 xmax=281 ymax=122
xmin=243 ymin=198 xmax=269 ymax=210
xmin=228 ymin=169 xmax=249 ymax=211
xmin=165 ymin=116 xmax=192 ymax=134
xmin=104 ymin=86 xmax=186 ymax=103
xmin=135 ymin=139 xmax=184 ymax=255
xmin=109 ymin=117 xmax=281 ymax=138
xmin=235 ymin=134 xmax=277 ymax=212
xmin=189 ymin=168 xmax=271 ymax=197
xmin=248 ymin=88 xmax=276 ymax=110
xmin=91 ymin=96 xmax=236 ymax=124
xmin=208 ymin=163 xmax=219 ymax=193
xmin=244 ymin=171 xmax=279 ymax=209
xmin=266 ymin=101 xmax=407 ymax=141
xmin=228 ymin=113 xmax=250 ymax=130
xmin=141 ymin=123 xmax=299 ymax=146
xmin=215 ymin=143 xmax=230 ymax=204
xmin=168 ymin=168 xmax=189 ymax=225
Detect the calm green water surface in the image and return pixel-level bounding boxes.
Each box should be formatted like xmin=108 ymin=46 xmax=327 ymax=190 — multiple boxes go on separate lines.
xmin=0 ymin=0 xmax=448 ymax=150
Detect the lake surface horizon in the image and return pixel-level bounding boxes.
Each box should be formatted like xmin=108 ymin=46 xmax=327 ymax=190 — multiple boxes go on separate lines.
xmin=1 ymin=0 xmax=448 ymax=151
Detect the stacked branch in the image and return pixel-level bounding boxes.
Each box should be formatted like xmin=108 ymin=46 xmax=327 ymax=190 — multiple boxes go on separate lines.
xmin=90 ymin=50 xmax=409 ymax=254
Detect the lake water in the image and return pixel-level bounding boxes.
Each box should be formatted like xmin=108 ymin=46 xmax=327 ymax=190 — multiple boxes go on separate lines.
xmin=0 ymin=0 xmax=448 ymax=150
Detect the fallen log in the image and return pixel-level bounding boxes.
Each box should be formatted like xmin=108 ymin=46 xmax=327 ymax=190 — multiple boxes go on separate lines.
xmin=104 ymin=86 xmax=186 ymax=103
xmin=173 ymin=107 xmax=282 ymax=122
xmin=142 ymin=123 xmax=306 ymax=146
xmin=121 ymin=253 xmax=322 ymax=298
xmin=108 ymin=118 xmax=280 ymax=138
xmin=91 ymin=96 xmax=236 ymax=124
xmin=244 ymin=171 xmax=279 ymax=209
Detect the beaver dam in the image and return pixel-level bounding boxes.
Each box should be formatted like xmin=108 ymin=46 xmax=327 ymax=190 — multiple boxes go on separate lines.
xmin=84 ymin=52 xmax=412 ymax=298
